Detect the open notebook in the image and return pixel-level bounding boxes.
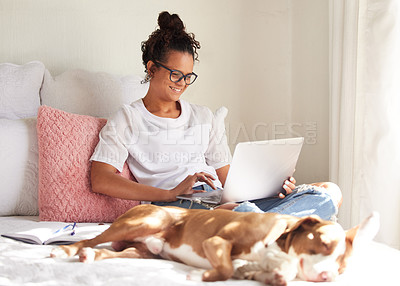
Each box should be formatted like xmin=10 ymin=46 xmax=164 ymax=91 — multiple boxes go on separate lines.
xmin=1 ymin=221 xmax=110 ymax=245
xmin=176 ymin=137 xmax=304 ymax=204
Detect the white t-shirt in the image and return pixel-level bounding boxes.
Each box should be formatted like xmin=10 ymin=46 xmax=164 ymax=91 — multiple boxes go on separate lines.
xmin=90 ymin=99 xmax=232 ymax=190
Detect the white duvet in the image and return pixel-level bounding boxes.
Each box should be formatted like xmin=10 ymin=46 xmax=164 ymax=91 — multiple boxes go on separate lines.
xmin=1 ymin=216 xmax=399 ymax=286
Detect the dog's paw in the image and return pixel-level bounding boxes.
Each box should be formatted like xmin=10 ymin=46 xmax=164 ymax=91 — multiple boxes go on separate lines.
xmin=270 ymin=271 xmax=287 ymax=286
xmin=232 ymin=259 xmax=260 ymax=280
xmin=186 ymin=269 xmax=205 ymax=281
xmin=78 ymin=247 xmax=96 ymax=263
xmin=50 ymin=247 xmax=69 ymax=258
xmin=255 ymin=270 xmax=287 ymax=286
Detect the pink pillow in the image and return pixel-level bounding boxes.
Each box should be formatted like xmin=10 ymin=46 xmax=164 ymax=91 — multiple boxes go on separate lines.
xmin=37 ymin=106 xmax=140 ymax=222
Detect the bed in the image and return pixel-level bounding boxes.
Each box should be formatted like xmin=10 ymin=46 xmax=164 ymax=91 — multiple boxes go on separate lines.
xmin=1 ymin=216 xmax=400 ymax=285
xmin=1 ymin=62 xmax=400 ymax=285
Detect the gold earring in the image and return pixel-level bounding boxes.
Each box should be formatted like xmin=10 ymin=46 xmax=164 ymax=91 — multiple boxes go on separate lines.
xmin=141 ymin=72 xmax=152 ymax=84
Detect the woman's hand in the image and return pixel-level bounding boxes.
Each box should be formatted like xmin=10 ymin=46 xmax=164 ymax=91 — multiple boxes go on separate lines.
xmin=279 ymin=176 xmax=296 ymax=199
xmin=171 ymin=172 xmax=216 ymax=198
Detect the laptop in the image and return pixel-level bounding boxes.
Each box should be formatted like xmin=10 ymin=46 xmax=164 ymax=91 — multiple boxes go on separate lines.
xmin=176 ymin=137 xmax=304 ymax=205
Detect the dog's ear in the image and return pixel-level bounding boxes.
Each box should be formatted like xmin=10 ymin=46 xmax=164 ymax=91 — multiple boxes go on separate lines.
xmin=286 ymin=215 xmax=323 ymax=233
xmin=346 ymin=212 xmax=380 ymax=247
xmin=338 ymin=212 xmax=380 ymax=274
xmin=278 ymin=216 xmax=323 ymax=252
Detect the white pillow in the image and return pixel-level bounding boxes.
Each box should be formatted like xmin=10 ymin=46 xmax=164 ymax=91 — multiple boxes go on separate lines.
xmin=40 ymin=69 xmax=149 ymax=118
xmin=0 ymin=61 xmax=45 ymax=119
xmin=0 ymin=118 xmax=39 ymax=216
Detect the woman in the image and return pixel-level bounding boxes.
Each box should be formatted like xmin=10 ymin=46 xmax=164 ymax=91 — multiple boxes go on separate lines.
xmin=90 ymin=11 xmax=342 ymax=220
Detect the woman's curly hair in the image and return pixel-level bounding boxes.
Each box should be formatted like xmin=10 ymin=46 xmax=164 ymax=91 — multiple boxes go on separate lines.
xmin=141 ymin=11 xmax=201 ymax=76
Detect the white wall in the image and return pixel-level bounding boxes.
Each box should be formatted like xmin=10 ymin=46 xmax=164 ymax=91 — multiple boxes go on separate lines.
xmin=0 ymin=0 xmax=329 ymax=184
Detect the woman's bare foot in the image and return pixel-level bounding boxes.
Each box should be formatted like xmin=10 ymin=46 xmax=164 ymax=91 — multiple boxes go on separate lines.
xmin=215 ymin=203 xmax=239 ymax=210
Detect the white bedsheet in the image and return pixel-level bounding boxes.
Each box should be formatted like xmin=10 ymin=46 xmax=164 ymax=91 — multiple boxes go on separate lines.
xmin=1 ymin=216 xmax=399 ymax=286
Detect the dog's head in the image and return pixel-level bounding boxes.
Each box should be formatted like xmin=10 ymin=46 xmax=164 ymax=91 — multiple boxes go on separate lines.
xmin=278 ymin=212 xmax=379 ymax=282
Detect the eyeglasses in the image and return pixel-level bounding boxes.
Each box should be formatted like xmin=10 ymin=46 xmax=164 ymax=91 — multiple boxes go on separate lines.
xmin=156 ymin=62 xmax=198 ymax=85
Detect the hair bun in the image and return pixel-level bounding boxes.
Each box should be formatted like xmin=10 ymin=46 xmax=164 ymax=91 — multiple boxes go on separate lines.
xmin=158 ymin=11 xmax=185 ymax=32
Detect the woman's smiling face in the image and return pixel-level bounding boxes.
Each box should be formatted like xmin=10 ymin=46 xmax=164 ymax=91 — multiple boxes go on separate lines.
xmin=149 ymin=50 xmax=194 ymax=102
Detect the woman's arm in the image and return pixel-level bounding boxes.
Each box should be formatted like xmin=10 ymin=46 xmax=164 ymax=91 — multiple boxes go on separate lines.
xmin=216 ymin=165 xmax=230 ymax=187
xmin=91 ymin=161 xmax=174 ymax=201
xmin=91 ymin=161 xmax=214 ymax=202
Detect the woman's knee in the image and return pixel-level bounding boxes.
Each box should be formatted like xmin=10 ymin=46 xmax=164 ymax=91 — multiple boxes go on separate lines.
xmin=312 ymin=182 xmax=343 ymax=208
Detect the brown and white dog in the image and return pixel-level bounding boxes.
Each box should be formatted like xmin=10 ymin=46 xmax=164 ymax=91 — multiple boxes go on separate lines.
xmin=51 ymin=204 xmax=379 ymax=285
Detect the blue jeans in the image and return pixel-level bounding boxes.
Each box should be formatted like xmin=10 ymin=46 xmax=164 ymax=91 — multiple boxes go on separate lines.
xmin=152 ymin=184 xmax=338 ymax=221
xmin=243 ymin=184 xmax=338 ymax=221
